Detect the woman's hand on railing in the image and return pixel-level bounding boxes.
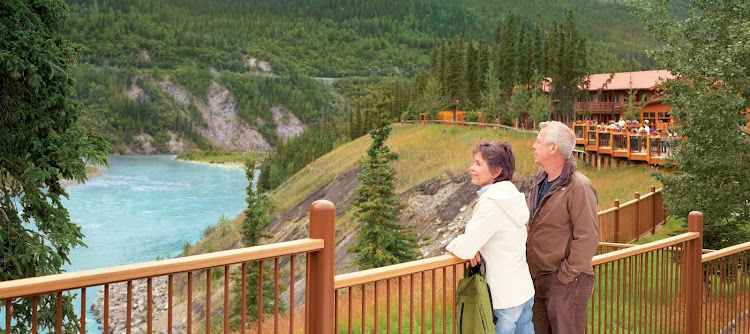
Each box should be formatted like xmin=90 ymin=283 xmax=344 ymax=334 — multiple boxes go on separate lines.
xmin=469 ymin=252 xmax=481 ymax=266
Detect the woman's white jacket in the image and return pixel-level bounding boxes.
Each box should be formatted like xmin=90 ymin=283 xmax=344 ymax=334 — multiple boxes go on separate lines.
xmin=446 ymin=181 xmax=534 ymax=309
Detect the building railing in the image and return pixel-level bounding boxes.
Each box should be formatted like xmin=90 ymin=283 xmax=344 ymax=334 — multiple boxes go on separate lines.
xmin=6 ymin=202 xmax=750 ymax=334
xmin=598 ymin=186 xmax=667 ymax=244
xmin=573 ymin=123 xmax=679 ymax=165
xmin=575 ymin=101 xmax=623 ymax=112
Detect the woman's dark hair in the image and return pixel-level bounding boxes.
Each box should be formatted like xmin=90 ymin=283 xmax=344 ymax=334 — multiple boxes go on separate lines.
xmin=472 ymin=141 xmax=515 ymax=183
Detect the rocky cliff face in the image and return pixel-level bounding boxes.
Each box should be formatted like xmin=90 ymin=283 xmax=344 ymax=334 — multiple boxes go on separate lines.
xmin=194 ymin=82 xmax=271 ymax=152
xmin=121 ymin=78 xmax=308 ymax=154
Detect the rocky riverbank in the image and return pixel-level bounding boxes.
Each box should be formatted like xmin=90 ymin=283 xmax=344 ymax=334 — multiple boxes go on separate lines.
xmin=90 ymin=277 xmax=170 ymax=334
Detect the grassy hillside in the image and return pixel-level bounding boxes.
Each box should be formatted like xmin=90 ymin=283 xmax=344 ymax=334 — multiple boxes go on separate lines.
xmin=272 ymin=124 xmax=660 ymax=213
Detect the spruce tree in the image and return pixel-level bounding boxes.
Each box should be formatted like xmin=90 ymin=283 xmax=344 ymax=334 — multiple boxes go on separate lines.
xmin=498 ymin=13 xmax=517 ymax=96
xmin=350 ymin=125 xmax=418 ymax=269
xmin=477 ymin=40 xmax=490 ymax=94
xmin=445 ymin=36 xmax=464 ymax=103
xmin=1 ymin=1 xmax=110 ymax=332
xmin=631 ymin=0 xmax=750 ymax=248
xmin=231 ymin=161 xmax=283 ymax=321
xmin=464 ymin=41 xmax=479 ymax=109
xmin=482 ymin=62 xmax=505 ymax=123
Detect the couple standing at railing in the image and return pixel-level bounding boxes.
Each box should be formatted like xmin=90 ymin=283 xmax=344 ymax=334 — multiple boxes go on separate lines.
xmin=447 ymin=121 xmax=600 ymax=334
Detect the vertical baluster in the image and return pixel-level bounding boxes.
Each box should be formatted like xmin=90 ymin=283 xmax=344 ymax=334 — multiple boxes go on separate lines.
xmin=147 ymin=278 xmax=152 ymax=334
xmin=169 ymin=275 xmax=173 ymax=334
xmin=431 ymin=270 xmax=435 ymax=334
xmin=398 ymin=277 xmax=403 ymax=334
xmin=453 ymin=265 xmax=457 ymax=334
xmin=592 ymin=264 xmax=604 ymax=333
xmin=348 ymin=286 xmax=353 ymax=334
xmin=442 ymin=267 xmax=446 ymax=334
xmin=306 ymin=253 xmax=310 ymax=333
xmin=375 ymin=281 xmax=379 ymax=334
xmin=56 ymin=291 xmax=62 ymax=334
xmin=224 ymin=266 xmax=229 ymax=334
xmin=289 ymin=256 xmax=294 ymax=334
xmin=5 ymin=299 xmax=11 ymax=334
xmin=241 ymin=263 xmax=247 ymax=334
xmin=334 ymin=289 xmax=339 ymax=334
xmin=104 ymin=284 xmax=110 ymax=334
xmin=127 ymin=280 xmax=132 ymax=334
xmin=410 ymin=274 xmax=414 ymax=334
xmin=32 ymin=296 xmax=38 ymax=334
xmin=361 ymin=284 xmax=366 ymax=334
xmin=206 ymin=269 xmax=211 ymax=334
xmin=258 ymin=260 xmax=263 ymax=334
xmin=387 ymin=279 xmax=391 ymax=334
xmin=275 ymin=257 xmax=279 ymax=334
xmin=81 ymin=288 xmax=86 ymax=333
xmin=421 ymin=272 xmax=425 ymax=334
xmin=188 ymin=272 xmax=193 ymax=334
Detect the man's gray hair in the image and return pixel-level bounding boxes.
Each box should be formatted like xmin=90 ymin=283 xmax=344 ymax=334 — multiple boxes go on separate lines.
xmin=539 ymin=121 xmax=575 ymax=159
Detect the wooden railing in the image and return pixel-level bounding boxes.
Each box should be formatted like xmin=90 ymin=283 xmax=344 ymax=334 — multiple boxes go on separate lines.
xmin=598 ymin=186 xmax=667 ymax=244
xmin=0 ymin=201 xmax=335 ymax=334
xmin=700 ymin=240 xmax=750 ymax=333
xmin=5 ymin=202 xmax=748 ymax=334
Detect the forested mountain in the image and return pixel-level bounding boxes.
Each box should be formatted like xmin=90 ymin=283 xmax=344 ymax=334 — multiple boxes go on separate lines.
xmin=61 ymin=0 xmax=688 ymax=182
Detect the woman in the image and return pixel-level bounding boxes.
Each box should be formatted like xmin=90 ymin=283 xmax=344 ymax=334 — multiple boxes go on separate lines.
xmin=446 ymin=141 xmax=534 ymax=334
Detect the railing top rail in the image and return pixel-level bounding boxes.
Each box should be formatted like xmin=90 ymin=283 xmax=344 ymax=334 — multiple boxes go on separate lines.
xmin=598 ymin=242 xmax=636 ymax=248
xmin=334 ymin=254 xmax=466 ymax=290
xmin=702 ymin=241 xmax=750 ymax=262
xmin=0 ymin=238 xmax=323 ymax=299
xmin=592 ymin=232 xmax=700 ymax=265
xmin=598 ymin=207 xmax=619 ymax=215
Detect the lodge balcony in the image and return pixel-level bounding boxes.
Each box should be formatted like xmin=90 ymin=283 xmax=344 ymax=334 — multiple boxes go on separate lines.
xmin=574 ymin=102 xmax=623 ymax=113
xmin=2 ymin=196 xmax=749 ymax=333
xmin=574 ymin=123 xmax=676 ymax=165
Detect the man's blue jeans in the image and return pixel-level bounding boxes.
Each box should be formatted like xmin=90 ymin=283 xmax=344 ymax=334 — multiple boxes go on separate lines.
xmin=493 ymin=297 xmax=535 ymax=334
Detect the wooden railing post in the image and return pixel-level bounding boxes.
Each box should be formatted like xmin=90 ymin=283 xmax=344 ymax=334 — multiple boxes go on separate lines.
xmin=307 ymin=200 xmax=336 ymax=334
xmin=685 ymin=211 xmax=703 ymax=334
xmin=634 ymin=191 xmax=641 ymax=237
xmin=614 ymin=199 xmax=621 ymax=243
xmin=650 ymin=185 xmax=657 ymax=234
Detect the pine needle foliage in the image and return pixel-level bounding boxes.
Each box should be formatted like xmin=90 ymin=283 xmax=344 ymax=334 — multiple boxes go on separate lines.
xmin=231 ymin=161 xmax=285 ymax=322
xmin=350 ymin=125 xmax=419 ymax=270
xmin=630 ymin=0 xmax=750 ymax=249
xmin=1 ymin=1 xmax=110 ymax=332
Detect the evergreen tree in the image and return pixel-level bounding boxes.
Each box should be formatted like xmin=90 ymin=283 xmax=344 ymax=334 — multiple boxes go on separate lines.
xmin=528 ymin=89 xmax=552 ymax=129
xmin=0 ymin=1 xmax=110 ymax=332
xmin=533 ymin=20 xmax=544 ymax=75
xmin=477 ymin=39 xmax=490 ymax=94
xmin=631 ymin=0 xmax=750 ymax=248
xmin=481 ymin=61 xmax=504 ymax=123
xmin=464 ymin=41 xmax=479 ymax=109
xmin=438 ymin=40 xmax=448 ymax=92
xmin=430 ymin=35 xmax=438 ymax=77
xmin=350 ymin=125 xmax=418 ymax=269
xmin=498 ymin=12 xmax=517 ymax=96
xmin=445 ymin=36 xmax=464 ymax=103
xmin=231 ymin=161 xmax=283 ymax=320
xmin=409 ymin=77 xmax=447 ymax=120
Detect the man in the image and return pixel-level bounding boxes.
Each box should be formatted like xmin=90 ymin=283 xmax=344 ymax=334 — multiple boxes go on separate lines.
xmin=527 ymin=121 xmax=599 ymax=334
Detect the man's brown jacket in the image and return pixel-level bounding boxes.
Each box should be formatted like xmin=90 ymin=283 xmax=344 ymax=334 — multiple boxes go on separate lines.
xmin=526 ymin=158 xmax=599 ymax=284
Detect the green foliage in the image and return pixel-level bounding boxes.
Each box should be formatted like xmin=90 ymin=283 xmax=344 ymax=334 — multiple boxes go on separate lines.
xmin=350 ymin=126 xmax=419 ymax=269
xmin=622 ymin=89 xmax=646 ymax=121
xmin=528 ymin=90 xmax=552 ymax=128
xmin=0 ymin=1 xmax=111 ymax=331
xmin=406 ymin=77 xmax=447 ymax=121
xmin=265 ymin=124 xmax=343 ymax=190
xmin=464 ymin=111 xmax=480 ymax=123
xmin=630 ymin=0 xmax=750 ymax=248
xmin=481 ymin=62 xmax=504 ymax=123
xmin=231 ymin=161 xmax=284 ymax=319
xmin=172 ymin=65 xmax=213 ymax=102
